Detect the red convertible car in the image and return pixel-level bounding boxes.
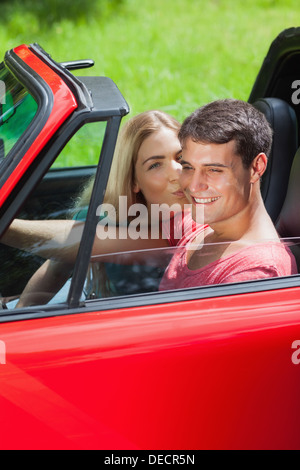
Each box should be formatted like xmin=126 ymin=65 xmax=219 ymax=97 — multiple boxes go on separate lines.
xmin=0 ymin=29 xmax=300 ymax=450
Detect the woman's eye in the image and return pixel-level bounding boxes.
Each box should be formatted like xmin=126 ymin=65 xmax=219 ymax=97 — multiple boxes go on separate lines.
xmin=149 ymin=162 xmax=161 ymax=170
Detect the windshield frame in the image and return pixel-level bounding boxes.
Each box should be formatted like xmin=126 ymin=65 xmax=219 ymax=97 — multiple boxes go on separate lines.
xmin=0 ymin=49 xmax=53 ymax=184
xmin=0 ymin=45 xmax=79 ymax=232
xmin=0 ymin=63 xmax=39 ymax=160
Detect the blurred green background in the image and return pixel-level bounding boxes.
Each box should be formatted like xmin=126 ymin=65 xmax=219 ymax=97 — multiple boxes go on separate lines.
xmin=0 ymin=0 xmax=299 ymax=123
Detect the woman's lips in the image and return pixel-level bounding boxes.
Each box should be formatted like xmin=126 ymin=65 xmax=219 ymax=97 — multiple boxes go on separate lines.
xmin=172 ymin=190 xmax=186 ymax=198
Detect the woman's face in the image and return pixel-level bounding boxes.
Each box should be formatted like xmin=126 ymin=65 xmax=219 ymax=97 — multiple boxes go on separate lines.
xmin=133 ymin=127 xmax=188 ymax=209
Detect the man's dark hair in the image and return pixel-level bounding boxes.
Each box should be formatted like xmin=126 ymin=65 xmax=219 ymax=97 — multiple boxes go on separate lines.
xmin=178 ymin=99 xmax=273 ymax=168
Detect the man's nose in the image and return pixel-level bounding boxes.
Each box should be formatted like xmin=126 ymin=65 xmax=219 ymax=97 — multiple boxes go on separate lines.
xmin=188 ymin=171 xmax=209 ymax=192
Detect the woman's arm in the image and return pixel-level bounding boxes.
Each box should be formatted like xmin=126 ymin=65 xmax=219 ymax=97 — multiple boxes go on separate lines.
xmin=1 ymin=218 xmax=169 ymax=263
xmin=1 ymin=218 xmax=83 ymax=263
xmin=16 ymin=259 xmax=73 ymax=308
xmin=6 ymin=217 xmax=171 ymax=307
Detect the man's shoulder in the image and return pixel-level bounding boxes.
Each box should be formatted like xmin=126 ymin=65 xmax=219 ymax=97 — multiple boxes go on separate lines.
xmin=226 ymin=241 xmax=297 ymax=277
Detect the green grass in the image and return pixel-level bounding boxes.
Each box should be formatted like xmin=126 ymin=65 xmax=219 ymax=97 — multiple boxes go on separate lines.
xmin=0 ymin=0 xmax=299 ymax=122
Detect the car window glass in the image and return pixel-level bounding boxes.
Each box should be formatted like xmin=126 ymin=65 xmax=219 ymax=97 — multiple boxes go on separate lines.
xmin=80 ymin=237 xmax=300 ymax=301
xmin=52 ymin=121 xmax=106 ymax=168
xmin=0 ymin=121 xmax=106 ymax=309
xmin=0 ymin=64 xmax=38 ymax=160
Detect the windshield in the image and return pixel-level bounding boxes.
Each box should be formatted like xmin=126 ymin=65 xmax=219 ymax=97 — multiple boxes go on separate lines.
xmin=0 ymin=63 xmax=38 ymax=160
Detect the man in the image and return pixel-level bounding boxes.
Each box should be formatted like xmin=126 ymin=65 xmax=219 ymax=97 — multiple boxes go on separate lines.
xmin=160 ymin=99 xmax=297 ymax=290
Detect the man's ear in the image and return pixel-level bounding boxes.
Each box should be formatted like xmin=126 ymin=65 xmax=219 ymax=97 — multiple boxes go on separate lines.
xmin=250 ymin=153 xmax=268 ymax=183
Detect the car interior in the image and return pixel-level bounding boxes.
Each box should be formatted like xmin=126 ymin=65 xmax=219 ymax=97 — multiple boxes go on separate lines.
xmin=252 ymin=97 xmax=300 ymax=271
xmin=276 ymin=146 xmax=300 ymax=271
xmin=251 ymin=95 xmax=300 ymax=271
xmin=253 ymin=97 xmax=298 ymax=222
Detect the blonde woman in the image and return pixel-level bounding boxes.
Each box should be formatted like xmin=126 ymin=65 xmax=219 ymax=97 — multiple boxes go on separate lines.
xmin=4 ymin=110 xmax=188 ymax=306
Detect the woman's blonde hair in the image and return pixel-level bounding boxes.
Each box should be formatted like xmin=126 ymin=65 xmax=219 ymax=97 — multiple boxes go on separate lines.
xmin=76 ymin=110 xmax=180 ymax=298
xmin=78 ymin=110 xmax=181 ymax=217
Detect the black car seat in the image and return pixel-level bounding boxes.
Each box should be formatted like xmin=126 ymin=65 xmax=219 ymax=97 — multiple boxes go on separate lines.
xmin=253 ymin=98 xmax=298 ymax=222
xmin=276 ymin=146 xmax=300 ymax=271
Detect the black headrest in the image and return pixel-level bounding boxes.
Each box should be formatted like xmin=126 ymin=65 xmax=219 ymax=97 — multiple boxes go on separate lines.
xmin=253 ymin=98 xmax=298 ymax=222
xmin=276 ymin=147 xmax=300 ymax=238
xmin=276 ymin=147 xmax=300 ymax=272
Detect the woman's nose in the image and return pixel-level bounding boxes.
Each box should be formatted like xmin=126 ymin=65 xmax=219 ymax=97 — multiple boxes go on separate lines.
xmin=169 ymin=160 xmax=182 ymax=181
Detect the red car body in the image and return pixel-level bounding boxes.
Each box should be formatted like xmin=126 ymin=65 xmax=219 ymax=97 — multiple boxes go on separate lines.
xmin=0 ymin=31 xmax=300 ymax=450
xmin=1 ymin=287 xmax=300 ymax=450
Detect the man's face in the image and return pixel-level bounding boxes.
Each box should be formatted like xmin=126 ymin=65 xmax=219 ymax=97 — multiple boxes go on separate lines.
xmin=179 ymin=138 xmax=253 ymax=227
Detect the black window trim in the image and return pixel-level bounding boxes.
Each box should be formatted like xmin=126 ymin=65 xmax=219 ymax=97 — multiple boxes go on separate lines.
xmin=67 ymin=114 xmax=123 ymax=308
xmin=1 ymin=273 xmax=299 ymax=324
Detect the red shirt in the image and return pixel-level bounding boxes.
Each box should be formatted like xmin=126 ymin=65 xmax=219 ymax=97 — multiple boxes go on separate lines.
xmin=160 ymin=212 xmax=298 ymax=291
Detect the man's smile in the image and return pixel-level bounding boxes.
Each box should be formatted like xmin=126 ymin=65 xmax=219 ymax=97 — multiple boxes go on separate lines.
xmin=192 ymin=196 xmax=221 ymax=204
